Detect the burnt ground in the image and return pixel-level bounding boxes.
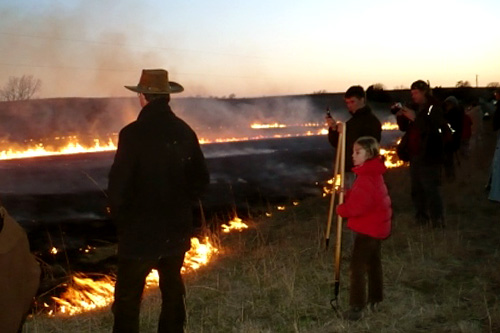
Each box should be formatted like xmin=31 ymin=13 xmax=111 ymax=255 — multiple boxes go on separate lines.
xmin=0 ymin=136 xmax=335 ymax=289
xmin=0 ymin=132 xmax=406 ymax=303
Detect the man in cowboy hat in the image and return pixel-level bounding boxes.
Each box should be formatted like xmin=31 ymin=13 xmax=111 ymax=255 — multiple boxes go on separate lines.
xmin=108 ymin=69 xmax=209 ymax=332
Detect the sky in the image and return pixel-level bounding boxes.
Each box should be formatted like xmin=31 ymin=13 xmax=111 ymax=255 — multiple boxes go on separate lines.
xmin=0 ymin=0 xmax=499 ymax=99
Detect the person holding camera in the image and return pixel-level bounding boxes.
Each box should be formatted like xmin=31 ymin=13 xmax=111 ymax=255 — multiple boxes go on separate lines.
xmin=326 ymin=85 xmax=382 ymax=188
xmin=394 ymin=80 xmax=451 ymax=227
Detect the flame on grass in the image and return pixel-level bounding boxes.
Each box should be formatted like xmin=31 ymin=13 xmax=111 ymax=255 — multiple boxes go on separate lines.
xmin=49 ymin=231 xmax=224 ymax=316
xmin=382 ymin=122 xmax=400 ymax=130
xmin=0 ymin=121 xmax=399 ymax=161
xmin=0 ymin=126 xmax=333 ymax=160
xmin=221 ymin=216 xmax=248 ymax=233
xmin=250 ymin=122 xmax=287 ymax=129
xmin=0 ymin=138 xmax=117 ymax=160
xmin=322 ymin=146 xmax=406 ymax=197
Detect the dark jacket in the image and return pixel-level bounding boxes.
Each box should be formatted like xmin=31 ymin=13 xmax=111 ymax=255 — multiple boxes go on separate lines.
xmin=328 ymin=106 xmax=382 ymax=172
xmin=397 ymin=101 xmax=451 ymax=164
xmin=108 ymin=98 xmax=209 ymax=259
xmin=444 ymin=105 xmax=464 ymax=152
xmin=493 ymin=101 xmax=500 ymax=132
xmin=0 ymin=206 xmax=40 ymax=333
xmin=336 ymin=157 xmax=392 ymax=239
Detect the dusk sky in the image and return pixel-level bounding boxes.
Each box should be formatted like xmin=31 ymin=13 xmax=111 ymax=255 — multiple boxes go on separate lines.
xmin=1 ymin=0 xmax=499 ymax=99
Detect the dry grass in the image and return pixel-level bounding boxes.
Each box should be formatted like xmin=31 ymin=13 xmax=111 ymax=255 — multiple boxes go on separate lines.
xmin=24 ymin=132 xmax=500 ymax=332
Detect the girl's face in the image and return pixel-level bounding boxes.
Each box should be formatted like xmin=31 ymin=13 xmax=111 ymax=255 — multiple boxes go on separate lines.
xmin=352 ymin=143 xmax=370 ymax=166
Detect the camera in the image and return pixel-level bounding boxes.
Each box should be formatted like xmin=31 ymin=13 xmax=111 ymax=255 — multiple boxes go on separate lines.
xmin=390 ymin=102 xmax=403 ymax=115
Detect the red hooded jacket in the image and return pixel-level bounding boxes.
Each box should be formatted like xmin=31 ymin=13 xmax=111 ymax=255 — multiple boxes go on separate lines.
xmin=336 ymin=157 xmax=392 ymax=239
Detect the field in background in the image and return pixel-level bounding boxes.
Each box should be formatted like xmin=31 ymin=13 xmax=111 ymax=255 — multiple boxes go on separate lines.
xmin=24 ymin=125 xmax=500 ymax=332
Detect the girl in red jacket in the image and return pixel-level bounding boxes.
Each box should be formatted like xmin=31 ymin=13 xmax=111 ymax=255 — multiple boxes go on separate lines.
xmin=336 ymin=136 xmax=392 ymax=321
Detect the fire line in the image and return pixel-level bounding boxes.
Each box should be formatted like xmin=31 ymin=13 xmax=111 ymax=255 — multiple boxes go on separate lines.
xmin=46 ymin=217 xmax=248 ymax=316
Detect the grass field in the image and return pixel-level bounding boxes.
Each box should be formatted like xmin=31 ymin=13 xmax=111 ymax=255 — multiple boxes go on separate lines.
xmin=24 ymin=131 xmax=500 ymax=332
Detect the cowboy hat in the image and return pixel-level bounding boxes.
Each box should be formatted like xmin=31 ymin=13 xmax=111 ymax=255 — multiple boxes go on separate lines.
xmin=125 ymin=69 xmax=184 ymax=94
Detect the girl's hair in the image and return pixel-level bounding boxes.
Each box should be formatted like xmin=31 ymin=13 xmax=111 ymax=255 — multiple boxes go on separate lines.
xmin=355 ymin=136 xmax=380 ymax=159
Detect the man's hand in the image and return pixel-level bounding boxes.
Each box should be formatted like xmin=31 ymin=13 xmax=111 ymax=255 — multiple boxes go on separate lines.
xmin=399 ymin=106 xmax=416 ymax=121
xmin=326 ymin=116 xmax=338 ymax=130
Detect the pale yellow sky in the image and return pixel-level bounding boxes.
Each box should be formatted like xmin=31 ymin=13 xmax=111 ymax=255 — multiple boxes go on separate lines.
xmin=1 ymin=0 xmax=499 ymax=98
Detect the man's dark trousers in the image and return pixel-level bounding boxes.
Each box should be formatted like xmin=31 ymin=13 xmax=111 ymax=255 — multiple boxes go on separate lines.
xmin=113 ymin=253 xmax=186 ymax=333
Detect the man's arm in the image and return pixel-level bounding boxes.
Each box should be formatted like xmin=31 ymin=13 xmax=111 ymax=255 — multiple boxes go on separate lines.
xmin=108 ymin=128 xmax=137 ymax=219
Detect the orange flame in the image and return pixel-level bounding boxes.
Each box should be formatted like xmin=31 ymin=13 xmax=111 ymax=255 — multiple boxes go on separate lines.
xmin=322 ymin=147 xmax=406 ymax=197
xmin=0 ymin=138 xmax=116 ymax=160
xmin=48 ymin=215 xmax=249 ymax=316
xmin=382 ymin=122 xmax=400 ymax=130
xmin=250 ymin=122 xmax=287 ymax=129
xmin=0 ymin=121 xmax=400 ymax=161
xmin=221 ymin=216 xmax=248 ymax=233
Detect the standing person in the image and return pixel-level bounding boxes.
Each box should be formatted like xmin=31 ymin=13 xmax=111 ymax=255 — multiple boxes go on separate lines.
xmin=442 ymin=96 xmax=464 ymax=181
xmin=395 ymin=80 xmax=451 ymax=227
xmin=108 ymin=69 xmax=209 ymax=333
xmin=336 ymin=136 xmax=392 ymax=321
xmin=0 ymin=204 xmax=40 ymax=333
xmin=326 ymin=86 xmax=382 ymax=188
xmin=488 ymin=88 xmax=500 ymax=202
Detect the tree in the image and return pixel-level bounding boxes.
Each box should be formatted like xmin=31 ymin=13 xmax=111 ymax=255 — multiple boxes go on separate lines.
xmin=0 ymin=75 xmax=42 ymax=101
xmin=455 ymin=80 xmax=471 ymax=88
xmin=487 ymin=82 xmax=500 ymax=88
xmin=366 ymin=83 xmax=391 ymax=103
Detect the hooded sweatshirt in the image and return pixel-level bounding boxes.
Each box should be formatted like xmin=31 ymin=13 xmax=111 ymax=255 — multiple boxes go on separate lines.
xmin=336 ymin=157 xmax=392 ymax=239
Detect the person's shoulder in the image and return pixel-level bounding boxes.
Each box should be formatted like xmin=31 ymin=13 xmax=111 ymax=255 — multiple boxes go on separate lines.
xmin=119 ymin=120 xmax=140 ymax=136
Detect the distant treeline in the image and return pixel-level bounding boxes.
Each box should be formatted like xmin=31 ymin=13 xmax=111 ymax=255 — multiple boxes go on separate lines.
xmin=366 ymin=86 xmax=497 ymax=105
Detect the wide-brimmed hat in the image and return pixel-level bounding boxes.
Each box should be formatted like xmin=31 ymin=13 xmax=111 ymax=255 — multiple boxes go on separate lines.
xmin=125 ymin=69 xmax=184 ymax=94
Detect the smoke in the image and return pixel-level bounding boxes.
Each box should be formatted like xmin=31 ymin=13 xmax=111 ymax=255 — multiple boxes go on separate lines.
xmin=172 ymin=96 xmax=324 ymax=141
xmin=0 ymin=3 xmax=170 ymax=98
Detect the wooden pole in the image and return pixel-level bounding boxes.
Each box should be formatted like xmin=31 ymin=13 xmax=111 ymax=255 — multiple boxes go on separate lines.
xmin=333 ymin=122 xmax=346 ymax=299
xmin=325 ymin=128 xmax=343 ymax=248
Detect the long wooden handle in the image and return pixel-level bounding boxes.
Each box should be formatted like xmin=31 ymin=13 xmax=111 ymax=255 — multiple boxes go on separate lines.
xmin=325 ymin=129 xmax=343 ymax=248
xmin=333 ymin=122 xmax=346 ymax=297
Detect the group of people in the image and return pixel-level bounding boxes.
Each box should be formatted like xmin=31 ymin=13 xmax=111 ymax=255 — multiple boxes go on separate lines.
xmin=1 ymin=69 xmax=497 ymax=332
xmin=325 ymin=81 xmax=499 ymax=321
xmin=103 ymin=72 xmax=500 ymax=329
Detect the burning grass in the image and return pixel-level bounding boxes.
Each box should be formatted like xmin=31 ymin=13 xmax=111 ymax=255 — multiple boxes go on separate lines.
xmin=24 ymin=132 xmax=500 ymax=332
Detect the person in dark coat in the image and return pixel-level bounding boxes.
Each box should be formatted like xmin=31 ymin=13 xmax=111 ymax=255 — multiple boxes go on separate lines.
xmin=487 ymin=88 xmax=500 ymax=202
xmin=395 ymin=80 xmax=451 ymax=227
xmin=0 ymin=204 xmax=40 ymax=333
xmin=442 ymin=96 xmax=465 ymax=181
xmin=325 ymin=86 xmax=382 ymax=188
xmin=108 ymin=69 xmax=209 ymax=333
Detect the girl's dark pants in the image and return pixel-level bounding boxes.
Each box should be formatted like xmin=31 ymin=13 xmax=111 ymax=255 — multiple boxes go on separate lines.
xmin=349 ymin=233 xmax=383 ymax=308
xmin=112 ymin=253 xmax=186 ymax=333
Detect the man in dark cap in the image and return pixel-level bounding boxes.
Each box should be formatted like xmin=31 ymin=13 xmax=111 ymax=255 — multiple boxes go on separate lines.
xmin=326 ymin=85 xmax=382 ymax=188
xmin=395 ymin=80 xmax=451 ymax=227
xmin=108 ymin=69 xmax=209 ymax=332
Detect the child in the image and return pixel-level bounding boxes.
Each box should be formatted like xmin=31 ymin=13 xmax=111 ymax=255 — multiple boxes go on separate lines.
xmin=336 ymin=136 xmax=392 ymax=321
